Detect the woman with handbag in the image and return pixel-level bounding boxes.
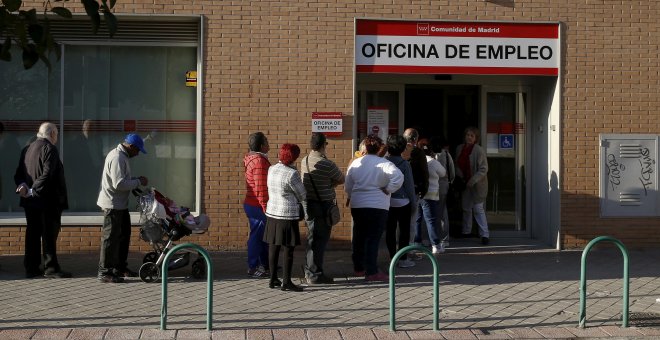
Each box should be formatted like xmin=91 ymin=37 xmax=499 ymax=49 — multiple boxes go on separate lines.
xmin=455 ymin=127 xmax=490 ymax=245
xmin=264 ymin=143 xmax=306 ymax=291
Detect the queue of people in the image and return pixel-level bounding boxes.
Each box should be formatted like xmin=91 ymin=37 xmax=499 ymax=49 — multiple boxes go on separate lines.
xmin=10 ymin=122 xmax=488 ymax=286
xmin=242 ymin=127 xmax=490 ymax=289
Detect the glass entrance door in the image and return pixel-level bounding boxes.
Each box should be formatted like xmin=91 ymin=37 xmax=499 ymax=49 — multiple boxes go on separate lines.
xmin=481 ymin=88 xmax=529 ymax=236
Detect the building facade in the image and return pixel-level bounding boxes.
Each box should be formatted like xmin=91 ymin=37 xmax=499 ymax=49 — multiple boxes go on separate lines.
xmin=1 ymin=0 xmax=659 ymax=254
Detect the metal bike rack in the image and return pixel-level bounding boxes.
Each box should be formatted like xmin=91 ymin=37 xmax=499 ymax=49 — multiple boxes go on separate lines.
xmin=161 ymin=243 xmax=214 ymax=331
xmin=578 ymin=236 xmax=629 ymax=328
xmin=389 ymin=245 xmax=440 ymax=331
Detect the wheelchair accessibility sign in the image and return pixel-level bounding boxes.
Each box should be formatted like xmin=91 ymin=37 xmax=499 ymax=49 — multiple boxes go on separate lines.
xmin=499 ymin=134 xmax=514 ymax=150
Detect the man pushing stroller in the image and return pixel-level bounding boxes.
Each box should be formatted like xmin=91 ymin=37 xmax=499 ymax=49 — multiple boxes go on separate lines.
xmin=97 ymin=134 xmax=149 ymax=283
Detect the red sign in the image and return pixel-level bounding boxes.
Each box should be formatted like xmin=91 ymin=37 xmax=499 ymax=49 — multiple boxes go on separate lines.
xmin=356 ymin=19 xmax=560 ymax=76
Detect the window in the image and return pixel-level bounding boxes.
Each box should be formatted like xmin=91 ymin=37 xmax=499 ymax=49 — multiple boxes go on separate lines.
xmin=0 ymin=16 xmax=201 ymax=221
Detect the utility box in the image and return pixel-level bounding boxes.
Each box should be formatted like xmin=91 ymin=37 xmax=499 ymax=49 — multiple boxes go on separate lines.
xmin=599 ymin=134 xmax=659 ymax=217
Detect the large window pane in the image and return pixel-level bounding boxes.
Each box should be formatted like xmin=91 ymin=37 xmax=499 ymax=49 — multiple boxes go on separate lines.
xmin=62 ymin=45 xmax=197 ymax=212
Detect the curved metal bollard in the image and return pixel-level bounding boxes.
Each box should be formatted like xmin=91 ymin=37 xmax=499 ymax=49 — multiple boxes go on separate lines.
xmin=161 ymin=243 xmax=214 ymax=331
xmin=578 ymin=236 xmax=629 ymax=328
xmin=389 ymin=245 xmax=439 ymax=331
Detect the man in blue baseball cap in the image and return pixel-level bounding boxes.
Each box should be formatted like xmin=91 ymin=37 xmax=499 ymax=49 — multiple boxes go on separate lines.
xmin=124 ymin=133 xmax=147 ymax=154
xmin=96 ymin=133 xmax=148 ymax=283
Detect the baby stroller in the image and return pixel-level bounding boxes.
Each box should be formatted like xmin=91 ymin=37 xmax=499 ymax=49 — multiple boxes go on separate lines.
xmin=135 ymin=187 xmax=211 ymax=283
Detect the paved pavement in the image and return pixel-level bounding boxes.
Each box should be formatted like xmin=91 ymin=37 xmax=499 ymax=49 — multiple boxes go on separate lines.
xmin=1 ymin=238 xmax=660 ymax=339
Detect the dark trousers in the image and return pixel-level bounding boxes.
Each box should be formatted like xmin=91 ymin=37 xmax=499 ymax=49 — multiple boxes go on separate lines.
xmin=269 ymin=244 xmax=295 ymax=284
xmin=304 ymin=200 xmax=332 ymax=280
xmin=351 ymin=208 xmax=388 ymax=276
xmin=24 ymin=206 xmax=62 ymax=274
xmin=98 ymin=209 xmax=131 ymax=276
xmin=386 ymin=203 xmax=412 ymax=260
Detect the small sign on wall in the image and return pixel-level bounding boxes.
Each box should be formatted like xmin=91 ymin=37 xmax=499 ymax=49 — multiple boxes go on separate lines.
xmin=312 ymin=112 xmax=342 ymax=136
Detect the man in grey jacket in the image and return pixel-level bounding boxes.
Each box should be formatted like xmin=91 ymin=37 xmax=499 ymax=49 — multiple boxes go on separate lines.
xmin=97 ymin=134 xmax=148 ymax=283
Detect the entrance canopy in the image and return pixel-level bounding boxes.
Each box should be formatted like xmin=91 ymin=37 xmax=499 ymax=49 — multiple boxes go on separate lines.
xmin=355 ymin=19 xmax=560 ymax=76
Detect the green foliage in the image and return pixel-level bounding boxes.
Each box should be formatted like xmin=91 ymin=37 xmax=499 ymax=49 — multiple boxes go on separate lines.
xmin=0 ymin=0 xmax=117 ymax=70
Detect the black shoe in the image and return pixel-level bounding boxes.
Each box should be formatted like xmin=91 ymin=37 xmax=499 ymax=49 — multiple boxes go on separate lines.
xmin=281 ymin=282 xmax=303 ymax=292
xmin=26 ymin=270 xmax=44 ymax=278
xmin=307 ymin=275 xmax=334 ymax=285
xmin=481 ymin=237 xmax=489 ymax=245
xmin=269 ymin=278 xmax=282 ymax=289
xmin=44 ymin=271 xmax=72 ymax=279
xmin=116 ymin=268 xmax=138 ymax=278
xmin=98 ymin=274 xmax=124 ymax=283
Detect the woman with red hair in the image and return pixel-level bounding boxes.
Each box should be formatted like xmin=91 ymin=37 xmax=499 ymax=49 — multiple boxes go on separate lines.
xmin=264 ymin=143 xmax=306 ymax=291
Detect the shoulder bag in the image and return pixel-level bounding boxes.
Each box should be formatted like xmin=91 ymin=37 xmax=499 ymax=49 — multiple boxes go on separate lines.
xmin=306 ymin=157 xmax=341 ymax=226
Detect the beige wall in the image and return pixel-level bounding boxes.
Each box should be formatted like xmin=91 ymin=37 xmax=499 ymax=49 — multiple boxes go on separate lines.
xmin=3 ymin=0 xmax=659 ymax=253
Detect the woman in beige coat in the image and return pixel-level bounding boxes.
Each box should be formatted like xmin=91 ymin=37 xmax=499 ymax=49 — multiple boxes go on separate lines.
xmin=455 ymin=127 xmax=490 ymax=245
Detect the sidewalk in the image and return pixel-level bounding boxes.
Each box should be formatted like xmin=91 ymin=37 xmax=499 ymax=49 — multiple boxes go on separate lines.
xmin=1 ymin=238 xmax=659 ymax=339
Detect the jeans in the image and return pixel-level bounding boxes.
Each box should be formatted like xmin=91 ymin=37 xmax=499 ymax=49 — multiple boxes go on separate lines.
xmin=24 ymin=206 xmax=62 ymax=274
xmin=98 ymin=209 xmax=131 ymax=275
xmin=304 ymin=200 xmax=332 ymax=280
xmin=386 ymin=203 xmax=411 ymax=260
xmin=244 ymin=204 xmax=269 ymax=270
xmin=351 ymin=208 xmax=387 ymax=276
xmin=414 ymin=198 xmax=441 ymax=246
xmin=461 ymin=194 xmax=489 ymax=238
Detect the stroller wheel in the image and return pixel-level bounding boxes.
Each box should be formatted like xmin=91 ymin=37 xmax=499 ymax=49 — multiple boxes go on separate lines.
xmin=143 ymin=251 xmax=159 ymax=264
xmin=139 ymin=262 xmax=161 ymax=283
xmin=191 ymin=258 xmax=206 ymax=279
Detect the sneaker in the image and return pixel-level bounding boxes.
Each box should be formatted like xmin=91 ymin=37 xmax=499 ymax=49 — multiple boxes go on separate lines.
xmin=365 ymin=272 xmax=389 ymax=282
xmin=481 ymin=237 xmax=489 ymax=245
xmin=398 ymin=259 xmax=416 ymax=268
xmin=98 ymin=274 xmax=124 ymax=283
xmin=441 ymin=240 xmax=449 ymax=248
xmin=44 ymin=270 xmax=72 ymax=279
xmin=432 ymin=244 xmax=445 ymax=254
xmin=247 ymin=267 xmax=268 ymax=278
xmin=354 ymin=270 xmax=366 ymax=277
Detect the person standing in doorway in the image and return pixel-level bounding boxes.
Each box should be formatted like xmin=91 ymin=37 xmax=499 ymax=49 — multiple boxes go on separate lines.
xmin=432 ymin=136 xmax=454 ymax=248
xmin=455 ymin=127 xmax=490 ymax=245
xmin=97 ymin=133 xmax=149 ymax=283
xmin=413 ymin=139 xmax=446 ymax=254
xmin=243 ymin=132 xmax=272 ymax=278
xmin=300 ymin=132 xmax=345 ymax=285
xmin=14 ymin=122 xmax=71 ymax=279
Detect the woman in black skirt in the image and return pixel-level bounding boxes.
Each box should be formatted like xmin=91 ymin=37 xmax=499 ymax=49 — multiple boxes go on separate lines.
xmin=264 ymin=143 xmax=306 ymax=291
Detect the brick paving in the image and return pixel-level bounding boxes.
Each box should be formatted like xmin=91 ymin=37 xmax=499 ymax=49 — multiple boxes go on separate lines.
xmin=1 ymin=238 xmax=659 ymax=339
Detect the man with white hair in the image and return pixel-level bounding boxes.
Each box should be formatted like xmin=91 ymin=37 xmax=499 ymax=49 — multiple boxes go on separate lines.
xmin=14 ymin=122 xmax=71 ymax=278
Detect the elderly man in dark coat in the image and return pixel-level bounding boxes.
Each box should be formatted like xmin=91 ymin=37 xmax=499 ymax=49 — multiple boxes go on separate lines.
xmin=14 ymin=122 xmax=71 ymax=279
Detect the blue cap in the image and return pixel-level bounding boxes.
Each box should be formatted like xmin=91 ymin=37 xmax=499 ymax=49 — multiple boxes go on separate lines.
xmin=125 ymin=133 xmax=147 ymax=154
